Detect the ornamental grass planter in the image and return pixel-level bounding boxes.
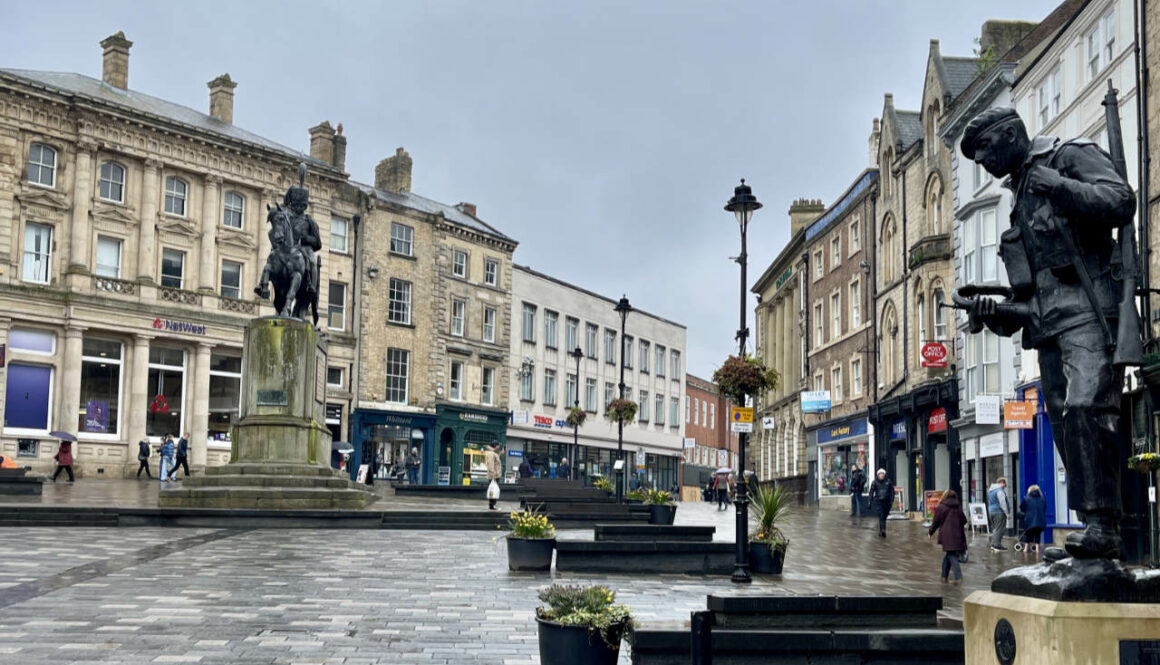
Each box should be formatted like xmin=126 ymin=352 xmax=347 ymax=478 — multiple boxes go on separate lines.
xmin=536 ymin=616 xmax=626 ymax=665
xmin=506 ymin=537 xmax=555 ymax=572
xmin=648 ymin=504 xmax=677 ymax=525
xmin=749 ymin=541 xmax=786 ymax=575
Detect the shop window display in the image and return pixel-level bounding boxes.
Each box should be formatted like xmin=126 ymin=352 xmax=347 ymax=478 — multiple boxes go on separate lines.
xmin=146 ymin=347 xmax=185 ymax=437
xmin=79 ymin=338 xmax=123 ymax=435
xmin=209 ymin=353 xmax=241 ymax=443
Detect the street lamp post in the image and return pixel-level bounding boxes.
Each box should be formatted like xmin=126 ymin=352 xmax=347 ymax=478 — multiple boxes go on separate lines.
xmin=570 ymin=346 xmax=583 ymax=482
xmin=615 ymin=296 xmax=632 ymax=503
xmin=725 ymin=178 xmax=762 ymax=584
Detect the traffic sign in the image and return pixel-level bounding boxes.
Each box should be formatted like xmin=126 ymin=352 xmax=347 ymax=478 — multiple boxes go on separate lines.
xmin=730 ymin=406 xmax=753 ymax=433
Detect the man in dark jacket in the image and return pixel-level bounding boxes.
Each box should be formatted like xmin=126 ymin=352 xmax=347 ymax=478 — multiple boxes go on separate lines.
xmin=136 ymin=440 xmax=152 ymax=479
xmin=168 ymin=431 xmax=191 ymax=480
xmin=518 ymin=458 xmax=533 ymax=478
xmin=849 ymin=466 xmax=867 ymax=518
xmin=556 ymin=458 xmax=571 ymax=480
xmin=868 ymin=469 xmax=893 ymax=538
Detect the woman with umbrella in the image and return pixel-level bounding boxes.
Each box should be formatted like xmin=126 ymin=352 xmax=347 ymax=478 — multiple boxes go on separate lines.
xmin=49 ymin=431 xmax=76 ymax=483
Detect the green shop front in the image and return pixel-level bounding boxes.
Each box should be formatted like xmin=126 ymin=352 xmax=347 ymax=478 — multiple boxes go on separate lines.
xmin=435 ymin=403 xmax=509 ymax=485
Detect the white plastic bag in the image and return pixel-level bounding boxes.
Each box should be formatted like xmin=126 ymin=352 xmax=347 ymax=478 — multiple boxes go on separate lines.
xmin=487 ymin=480 xmax=500 ymax=500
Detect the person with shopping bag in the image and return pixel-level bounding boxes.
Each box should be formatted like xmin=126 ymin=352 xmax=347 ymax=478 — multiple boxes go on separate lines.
xmin=485 ymin=443 xmax=504 ymax=510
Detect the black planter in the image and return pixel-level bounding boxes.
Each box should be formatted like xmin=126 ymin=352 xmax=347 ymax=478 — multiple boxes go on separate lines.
xmin=506 ymin=537 xmax=555 ymax=572
xmin=537 ymin=616 xmax=625 ymax=665
xmin=749 ymin=541 xmax=786 ymax=575
xmin=648 ymin=504 xmax=677 ymax=525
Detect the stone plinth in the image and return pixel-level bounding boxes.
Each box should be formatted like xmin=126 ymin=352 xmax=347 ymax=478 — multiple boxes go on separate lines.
xmin=161 ymin=317 xmax=374 ymax=509
xmin=964 ymin=590 xmax=1160 ymax=665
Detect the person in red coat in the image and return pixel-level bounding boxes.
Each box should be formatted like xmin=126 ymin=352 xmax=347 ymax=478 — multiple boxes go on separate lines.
xmin=52 ymin=440 xmax=75 ymax=483
xmin=928 ymin=489 xmax=968 ymax=584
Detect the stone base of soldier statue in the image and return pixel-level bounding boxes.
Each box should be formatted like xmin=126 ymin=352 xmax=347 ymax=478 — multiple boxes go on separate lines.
xmin=160 ymin=317 xmax=375 ymax=509
xmin=964 ymin=590 xmax=1160 ymax=665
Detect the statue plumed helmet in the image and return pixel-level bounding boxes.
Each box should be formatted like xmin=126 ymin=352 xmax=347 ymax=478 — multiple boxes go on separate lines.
xmin=284 ymin=162 xmax=309 ymax=208
xmin=960 ymin=107 xmax=1022 ymax=160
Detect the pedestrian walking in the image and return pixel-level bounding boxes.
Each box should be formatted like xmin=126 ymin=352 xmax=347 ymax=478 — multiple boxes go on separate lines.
xmin=987 ymin=477 xmax=1011 ymax=551
xmin=136 ymin=439 xmax=153 ymax=479
xmin=849 ymin=465 xmax=867 ymax=517
xmin=485 ymin=444 xmax=504 ymax=510
xmin=168 ymin=431 xmax=191 ymax=480
xmin=518 ymin=456 xmax=533 ymax=479
xmin=928 ymin=489 xmax=968 ymax=585
xmin=868 ymin=468 xmax=893 ymax=538
xmin=1018 ymin=484 xmax=1047 ymax=557
xmin=712 ymin=474 xmax=727 ymax=510
xmin=51 ymin=439 xmax=75 ymax=482
xmin=159 ymin=436 xmax=176 ymax=484
xmin=556 ymin=457 xmax=571 ymax=480
xmin=405 ymin=447 xmax=421 ymax=485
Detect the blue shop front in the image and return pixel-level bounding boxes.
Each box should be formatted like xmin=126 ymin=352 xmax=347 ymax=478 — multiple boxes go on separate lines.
xmin=350 ymin=409 xmax=437 ymax=484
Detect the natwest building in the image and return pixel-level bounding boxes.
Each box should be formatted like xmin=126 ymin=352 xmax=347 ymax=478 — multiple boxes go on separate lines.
xmin=506 ymin=265 xmax=686 ymax=490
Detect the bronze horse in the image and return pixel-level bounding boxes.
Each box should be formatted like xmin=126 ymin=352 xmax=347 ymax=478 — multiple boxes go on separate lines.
xmin=254 ymin=203 xmax=318 ymax=323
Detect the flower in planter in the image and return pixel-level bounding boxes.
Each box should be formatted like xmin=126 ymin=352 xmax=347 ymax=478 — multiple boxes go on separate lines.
xmin=508 ymin=507 xmax=556 ymax=540
xmin=712 ymin=354 xmax=779 ymax=404
xmin=565 ymin=406 xmax=587 ymax=428
xmin=605 ymin=398 xmax=638 ymax=424
xmin=536 ymin=584 xmax=635 ymax=648
xmin=625 ymin=489 xmax=648 ymax=502
xmin=592 ymin=476 xmax=614 ymax=491
xmin=1128 ymin=452 xmax=1160 ymax=474
xmin=643 ymin=488 xmax=673 ymax=506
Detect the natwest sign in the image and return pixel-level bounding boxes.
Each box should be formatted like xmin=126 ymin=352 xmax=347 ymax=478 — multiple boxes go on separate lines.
xmin=920 ymin=342 xmax=947 ymax=368
xmin=153 ymin=317 xmax=206 ymax=335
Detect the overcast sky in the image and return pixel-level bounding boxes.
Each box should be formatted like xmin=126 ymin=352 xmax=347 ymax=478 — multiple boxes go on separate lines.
xmin=3 ymin=1 xmax=1059 ymax=378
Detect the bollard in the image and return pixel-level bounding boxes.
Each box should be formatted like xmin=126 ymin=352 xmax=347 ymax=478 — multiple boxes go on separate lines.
xmin=691 ymin=610 xmax=712 ymax=665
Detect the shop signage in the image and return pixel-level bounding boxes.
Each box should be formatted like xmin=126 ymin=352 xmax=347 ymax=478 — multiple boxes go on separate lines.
xmin=920 ymin=342 xmax=947 ymax=368
xmin=152 ymin=317 xmax=206 ymax=335
xmin=511 ymin=411 xmax=529 ymax=425
xmin=762 ymin=416 xmax=775 ymax=429
xmin=83 ymin=399 xmax=109 ymax=433
xmin=1003 ymin=401 xmax=1034 ymax=429
xmin=508 ymin=449 xmax=524 ymax=457
xmin=458 ymin=412 xmax=490 ymax=424
xmin=923 ymin=490 xmax=946 ymax=520
xmin=976 ymin=394 xmax=1001 ymax=425
xmin=979 ymin=433 xmax=1005 ymax=457
xmin=717 ymin=449 xmax=729 ymax=467
xmin=801 ymin=391 xmax=831 ymax=413
xmin=636 ymin=450 xmax=646 ymax=469
xmin=891 ymin=419 xmax=906 ymax=440
xmin=817 ymin=418 xmax=868 ymax=445
xmin=382 ymin=415 xmax=414 ymax=426
xmin=683 ymin=437 xmax=697 ymax=450
xmin=437 ymin=466 xmax=451 ymax=485
xmin=730 ymin=406 xmax=753 ymax=433
xmin=928 ymin=407 xmax=947 ymax=433
xmin=775 ymin=267 xmax=794 ymax=289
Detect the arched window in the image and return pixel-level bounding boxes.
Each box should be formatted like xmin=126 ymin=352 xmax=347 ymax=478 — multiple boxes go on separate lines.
xmin=98 ymin=162 xmax=125 ymax=203
xmin=932 ymin=288 xmax=947 ymax=340
xmin=223 ymin=190 xmax=245 ymax=229
xmin=926 ymin=177 xmax=944 ymax=235
xmin=27 ymin=143 xmax=56 ymax=187
xmin=882 ymin=304 xmax=899 ymax=385
xmin=917 ymin=293 xmax=927 ymax=346
xmin=881 ymin=214 xmax=897 ymax=281
xmin=164 ymin=177 xmax=188 ymax=216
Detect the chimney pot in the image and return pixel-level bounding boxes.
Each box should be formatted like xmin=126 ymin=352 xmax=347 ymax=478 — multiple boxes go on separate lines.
xmin=375 ymin=147 xmax=413 ymax=194
xmin=207 ymin=74 xmax=237 ymax=124
xmin=308 ymin=121 xmax=336 ymax=166
xmin=457 ymin=202 xmax=478 ymax=218
xmin=100 ymin=31 xmax=133 ymax=90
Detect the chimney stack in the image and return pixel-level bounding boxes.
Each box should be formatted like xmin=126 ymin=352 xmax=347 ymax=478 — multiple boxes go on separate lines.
xmin=207 ymin=74 xmax=237 ymax=124
xmin=375 ymin=147 xmax=412 ymax=194
xmin=869 ymin=117 xmax=881 ymax=168
xmin=100 ymin=31 xmax=133 ymax=90
xmin=788 ymin=198 xmax=825 ymax=235
xmin=979 ymin=20 xmax=1038 ymax=62
xmin=333 ymin=123 xmax=347 ymax=172
xmin=308 ymin=121 xmax=336 ymax=166
xmin=456 ymin=202 xmax=478 ymax=218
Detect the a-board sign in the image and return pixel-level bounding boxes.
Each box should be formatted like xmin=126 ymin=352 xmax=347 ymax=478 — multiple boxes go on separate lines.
xmin=968 ymin=502 xmax=989 ymax=527
xmin=924 ymin=489 xmax=946 ymax=520
xmin=437 ymin=466 xmax=451 ymax=486
xmin=356 ymin=464 xmax=369 ymax=483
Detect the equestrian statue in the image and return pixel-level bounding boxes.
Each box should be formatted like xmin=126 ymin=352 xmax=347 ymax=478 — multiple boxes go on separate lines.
xmin=255 ymin=163 xmax=322 ymax=325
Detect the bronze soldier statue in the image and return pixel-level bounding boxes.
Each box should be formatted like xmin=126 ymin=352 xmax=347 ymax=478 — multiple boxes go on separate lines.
xmin=255 ymin=163 xmax=322 ymax=325
xmin=959 ymin=107 xmax=1137 ymax=561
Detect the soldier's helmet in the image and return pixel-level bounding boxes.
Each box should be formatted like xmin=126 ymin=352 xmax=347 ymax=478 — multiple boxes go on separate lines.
xmin=283 ymin=184 xmax=310 ymax=210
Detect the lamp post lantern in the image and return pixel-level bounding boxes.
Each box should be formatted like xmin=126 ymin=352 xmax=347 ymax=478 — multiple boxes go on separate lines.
xmin=570 ymin=346 xmax=583 ymax=482
xmin=615 ymin=295 xmax=632 ymax=503
xmin=724 ymin=178 xmax=762 ymax=584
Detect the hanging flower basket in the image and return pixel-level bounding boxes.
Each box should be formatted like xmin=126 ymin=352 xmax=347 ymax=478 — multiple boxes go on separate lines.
xmin=565 ymin=407 xmax=587 ymax=428
xmin=712 ymin=355 xmax=779 ymax=404
xmin=1128 ymin=453 xmax=1160 ymax=474
xmin=605 ymin=399 xmax=638 ymax=425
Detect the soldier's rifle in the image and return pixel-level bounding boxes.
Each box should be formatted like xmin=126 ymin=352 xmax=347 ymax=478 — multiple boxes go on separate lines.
xmin=1102 ymin=80 xmax=1144 ymax=367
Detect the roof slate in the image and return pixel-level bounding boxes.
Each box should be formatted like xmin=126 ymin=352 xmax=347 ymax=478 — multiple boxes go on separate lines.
xmin=896 ymin=111 xmax=923 ymax=150
xmin=353 ymin=181 xmax=517 ymax=245
xmin=0 ymin=68 xmax=329 ymax=168
xmin=942 ymin=57 xmax=980 ymax=100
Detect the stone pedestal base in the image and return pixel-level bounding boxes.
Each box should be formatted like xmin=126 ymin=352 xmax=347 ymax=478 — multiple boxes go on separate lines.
xmin=964 ymin=590 xmax=1160 ymax=665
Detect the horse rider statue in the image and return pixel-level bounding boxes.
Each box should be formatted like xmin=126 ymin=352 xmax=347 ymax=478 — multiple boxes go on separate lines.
xmin=255 ymin=163 xmax=322 ymax=325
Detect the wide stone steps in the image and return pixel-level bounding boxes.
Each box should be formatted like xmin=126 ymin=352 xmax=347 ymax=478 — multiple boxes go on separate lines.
xmin=182 ymin=474 xmax=353 ymax=489
xmin=0 ymin=508 xmax=119 ymax=527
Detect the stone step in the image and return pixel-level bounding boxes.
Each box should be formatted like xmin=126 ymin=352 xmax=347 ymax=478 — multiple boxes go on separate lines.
xmin=555 ymin=540 xmax=736 ymax=575
xmin=629 ymin=627 xmax=964 ymax=664
xmin=595 ymin=524 xmax=715 ymax=542
xmin=707 ymin=595 xmax=943 ymax=629
xmin=159 ymin=486 xmax=375 ymax=510
xmin=183 ymin=474 xmax=353 ymax=489
xmin=204 ymin=463 xmax=338 ymax=478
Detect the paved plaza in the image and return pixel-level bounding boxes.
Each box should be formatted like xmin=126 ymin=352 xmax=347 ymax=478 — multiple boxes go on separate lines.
xmin=0 ymin=495 xmax=1035 ymax=664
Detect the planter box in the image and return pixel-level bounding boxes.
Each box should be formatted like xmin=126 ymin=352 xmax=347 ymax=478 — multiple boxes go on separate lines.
xmin=507 ymin=537 xmax=555 ymax=572
xmin=748 ymin=542 xmax=785 ymax=575
xmin=537 ymin=616 xmax=625 ymax=665
xmin=648 ymin=504 xmax=677 ymax=525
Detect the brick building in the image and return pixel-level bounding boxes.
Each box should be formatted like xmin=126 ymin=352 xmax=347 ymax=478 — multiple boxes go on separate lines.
xmin=682 ymin=373 xmax=737 ymax=498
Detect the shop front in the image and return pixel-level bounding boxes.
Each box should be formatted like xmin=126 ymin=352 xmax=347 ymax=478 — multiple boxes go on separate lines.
xmin=350 ymin=409 xmax=436 ymax=483
xmin=813 ymin=416 xmax=869 ymax=511
xmin=868 ymin=378 xmax=959 ymax=513
xmin=435 ymin=403 xmax=508 ymax=486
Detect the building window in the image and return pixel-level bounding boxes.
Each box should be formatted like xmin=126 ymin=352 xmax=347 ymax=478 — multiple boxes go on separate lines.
xmin=831 ymin=236 xmax=841 ymax=268
xmin=330 ymin=216 xmax=349 ymax=253
xmin=852 ymin=358 xmax=863 ymax=396
xmin=640 ymin=390 xmax=649 ymax=422
xmin=565 ymin=316 xmax=579 ymax=351
xmin=932 ymin=289 xmax=947 ymax=340
xmin=693 ymin=397 xmax=699 ymax=425
xmin=164 ymin=176 xmax=187 ymax=216
xmin=882 ymin=216 xmax=897 ymax=282
xmin=209 ymin=353 xmax=242 ymax=442
xmin=965 ymin=330 xmax=1001 ymax=402
xmin=221 ymin=191 xmax=245 ymax=229
xmin=146 ymin=347 xmax=186 ymax=437
xmin=98 ymin=162 xmax=125 ymax=202
xmin=605 ymin=329 xmax=616 ymax=365
xmin=928 ymin=183 xmax=943 ymax=234
xmin=10 ymin=328 xmax=55 ymax=355
xmin=685 ymin=395 xmax=690 ymax=422
xmin=640 ymin=340 xmax=650 ymax=373
xmin=850 ymin=280 xmax=860 ymax=328
xmin=585 ymin=378 xmax=597 ymax=413
xmin=452 ymin=361 xmax=465 ymax=401
xmin=973 ymin=159 xmax=992 ymax=191
xmin=483 ymin=307 xmax=496 ymax=343
xmin=388 ymin=279 xmax=411 ymax=325
xmin=544 ymin=369 xmax=557 ymax=406
xmin=709 ymin=403 xmax=715 ymax=430
xmin=566 ymin=373 xmax=578 ymax=406
xmin=452 ymin=250 xmax=467 ymax=278
xmin=451 ymin=299 xmax=466 ymax=337
xmin=95 ymin=235 xmax=121 ymax=278
xmin=327 ymin=367 xmax=344 ymax=388
xmin=623 ymin=336 xmax=633 ymax=369
xmin=814 ymin=249 xmax=823 ymax=280
xmin=27 ymin=142 xmax=56 ymax=187
xmin=329 ymin=282 xmax=346 ymax=331
xmin=701 ymin=399 xmax=707 ymax=426
xmin=79 ymin=338 xmax=123 ymax=435
xmin=814 ymin=302 xmax=823 ymax=346
xmin=390 ymin=222 xmax=413 ymax=256
xmin=22 ymin=221 xmax=52 ymax=284
xmin=671 ymin=397 xmax=679 ymax=426
xmin=220 ymin=260 xmax=243 ymax=299
xmin=832 ymin=366 xmax=843 ymax=402
xmin=522 ymin=303 xmax=537 ymax=343
xmin=964 ymin=208 xmax=999 ymax=285
xmin=604 ymin=382 xmax=615 ymax=411
xmin=656 ymin=394 xmax=665 ymax=425
xmin=655 ymin=345 xmax=666 ymax=377
xmin=586 ymin=324 xmax=598 ymax=359
xmin=481 ymin=367 xmax=495 ymax=405
xmin=1037 ymin=66 xmax=1062 ymax=129
xmin=814 ymin=372 xmax=824 ymax=392
xmin=160 ymin=248 xmax=185 ymax=289
xmin=917 ymin=294 xmax=927 ymax=347
xmin=484 ymin=259 xmax=498 ymax=286
xmin=849 ymin=218 xmax=860 ymax=253
xmin=831 ymin=292 xmax=841 ymax=338
xmin=385 ymin=348 xmax=409 ymax=404
xmin=671 ymin=350 xmax=680 ymax=378
xmin=1088 ymin=9 xmax=1116 ymax=81
xmin=545 ymin=311 xmax=558 ymax=349
xmin=5 ymin=363 xmax=53 ymax=432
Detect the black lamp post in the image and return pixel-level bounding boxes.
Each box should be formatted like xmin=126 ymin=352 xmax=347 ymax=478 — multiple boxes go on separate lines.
xmin=570 ymin=346 xmax=583 ymax=482
xmin=725 ymin=178 xmax=762 ymax=584
xmin=615 ymin=295 xmax=632 ymax=503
